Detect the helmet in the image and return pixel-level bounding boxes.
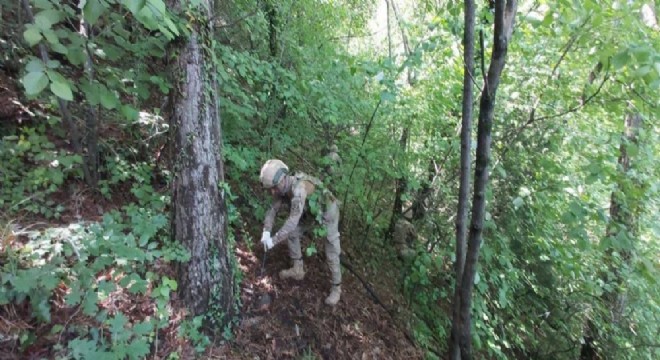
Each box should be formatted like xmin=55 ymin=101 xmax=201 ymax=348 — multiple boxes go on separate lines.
xmin=260 ymin=159 xmax=289 ymax=188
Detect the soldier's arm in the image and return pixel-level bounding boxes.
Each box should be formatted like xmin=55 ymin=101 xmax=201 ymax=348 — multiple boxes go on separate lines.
xmin=263 ymin=197 xmax=282 ymax=232
xmin=272 ymin=187 xmax=307 ymax=245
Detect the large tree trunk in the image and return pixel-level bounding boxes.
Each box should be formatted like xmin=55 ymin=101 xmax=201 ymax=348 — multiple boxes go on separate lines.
xmin=455 ymin=1 xmax=517 ymax=359
xmin=169 ymin=0 xmax=235 ymax=319
xmin=449 ymin=0 xmax=475 ymax=359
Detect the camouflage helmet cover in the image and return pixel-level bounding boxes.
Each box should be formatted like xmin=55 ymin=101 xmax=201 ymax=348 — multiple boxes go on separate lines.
xmin=260 ymin=159 xmax=289 ymax=188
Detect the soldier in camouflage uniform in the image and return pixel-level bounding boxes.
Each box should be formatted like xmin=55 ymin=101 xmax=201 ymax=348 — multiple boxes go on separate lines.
xmin=393 ymin=211 xmax=417 ymax=261
xmin=259 ymin=159 xmax=342 ymax=306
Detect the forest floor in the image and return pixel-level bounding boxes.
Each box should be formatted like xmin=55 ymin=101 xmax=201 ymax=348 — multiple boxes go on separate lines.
xmin=213 ymin=236 xmax=424 ymax=360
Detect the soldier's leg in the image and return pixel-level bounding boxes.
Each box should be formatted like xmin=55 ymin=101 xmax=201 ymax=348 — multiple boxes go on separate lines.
xmin=280 ymin=225 xmax=305 ymax=280
xmin=323 ymin=200 xmax=342 ymax=305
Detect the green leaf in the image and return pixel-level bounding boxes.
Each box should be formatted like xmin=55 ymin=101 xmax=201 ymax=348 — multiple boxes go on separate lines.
xmin=34 ymin=0 xmax=55 ymax=10
xmin=99 ymin=86 xmax=119 ymax=109
xmin=149 ymin=0 xmax=167 ymax=15
xmin=133 ymin=319 xmax=154 ymax=336
xmin=82 ymin=291 xmax=98 ymax=316
xmin=80 ymin=81 xmax=100 ymax=105
xmin=34 ymin=9 xmax=63 ymax=30
xmin=46 ymin=70 xmax=74 ymax=100
xmin=305 ymin=243 xmax=317 ymax=257
xmin=83 ymin=0 xmax=106 ymax=26
xmin=380 ymin=90 xmax=396 ymax=102
xmin=611 ymin=50 xmax=630 ymax=70
xmin=123 ymin=0 xmax=147 ymax=14
xmin=162 ymin=277 xmax=178 ymax=291
xmin=22 ymin=71 xmax=49 ymax=95
xmin=121 ymin=105 xmax=139 ymax=121
xmin=126 ymin=339 xmax=151 ymax=358
xmin=65 ymin=283 xmax=83 ymax=306
xmin=108 ymin=312 xmax=128 ymax=336
xmin=46 ymin=60 xmax=61 ymax=69
xmin=50 ymin=79 xmax=74 ymax=101
xmin=26 ymin=59 xmax=45 ymax=73
xmin=69 ymin=338 xmax=99 ymax=359
xmin=23 ymin=26 xmax=43 ymax=46
xmin=163 ymin=16 xmax=180 ymax=38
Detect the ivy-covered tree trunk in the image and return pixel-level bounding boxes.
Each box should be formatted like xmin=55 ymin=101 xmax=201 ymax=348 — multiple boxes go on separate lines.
xmin=455 ymin=1 xmax=517 ymax=359
xmin=169 ymin=0 xmax=235 ymax=319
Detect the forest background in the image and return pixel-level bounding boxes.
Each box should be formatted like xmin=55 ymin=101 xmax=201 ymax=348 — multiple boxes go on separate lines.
xmin=0 ymin=0 xmax=658 ymax=359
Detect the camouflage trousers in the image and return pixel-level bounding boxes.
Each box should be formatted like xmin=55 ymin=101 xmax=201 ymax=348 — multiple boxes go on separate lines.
xmin=285 ymin=200 xmax=341 ymax=285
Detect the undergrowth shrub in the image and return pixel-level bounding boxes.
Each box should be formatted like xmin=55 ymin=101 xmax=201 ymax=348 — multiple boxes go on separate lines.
xmin=0 ymin=203 xmax=208 ymax=358
xmin=0 ymin=127 xmax=82 ymax=218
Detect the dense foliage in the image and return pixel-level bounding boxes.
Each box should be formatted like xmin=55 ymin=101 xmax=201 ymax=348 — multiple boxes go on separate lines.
xmin=0 ymin=0 xmax=658 ymax=359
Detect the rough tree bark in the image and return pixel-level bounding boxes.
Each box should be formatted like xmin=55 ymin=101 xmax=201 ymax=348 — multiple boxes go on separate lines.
xmin=169 ymin=0 xmax=235 ymax=319
xmin=456 ymin=1 xmax=517 ymax=359
xmin=449 ymin=0 xmax=475 ymax=359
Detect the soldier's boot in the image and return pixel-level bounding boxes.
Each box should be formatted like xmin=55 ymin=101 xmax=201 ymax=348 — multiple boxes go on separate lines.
xmin=279 ymin=259 xmax=305 ymax=280
xmin=325 ymin=284 xmax=341 ymax=306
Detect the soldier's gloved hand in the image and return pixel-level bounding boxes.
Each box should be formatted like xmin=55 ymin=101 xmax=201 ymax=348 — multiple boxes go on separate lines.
xmin=261 ymin=231 xmax=273 ymax=250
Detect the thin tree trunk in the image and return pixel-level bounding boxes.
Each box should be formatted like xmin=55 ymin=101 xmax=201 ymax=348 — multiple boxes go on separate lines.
xmin=169 ymin=0 xmax=235 ymax=319
xmin=20 ymin=0 xmax=91 ymax=184
xmin=79 ymin=14 xmax=99 ymax=188
xmin=387 ymin=127 xmax=408 ymax=240
xmin=457 ymin=1 xmax=517 ymax=359
xmin=605 ymin=111 xmax=641 ymax=319
xmin=449 ymin=0 xmax=475 ymax=358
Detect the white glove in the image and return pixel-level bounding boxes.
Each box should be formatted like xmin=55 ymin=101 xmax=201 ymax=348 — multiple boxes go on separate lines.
xmin=261 ymin=231 xmax=273 ymax=250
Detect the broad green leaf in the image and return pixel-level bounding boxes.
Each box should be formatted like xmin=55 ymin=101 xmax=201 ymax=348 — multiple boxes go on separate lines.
xmin=99 ymin=86 xmax=119 ymax=109
xmin=83 ymin=0 xmax=106 ymax=26
xmin=25 ymin=59 xmax=45 ymax=73
xmin=22 ymin=71 xmax=49 ymax=95
xmin=122 ymin=0 xmax=147 ymax=14
xmin=23 ymin=27 xmax=43 ymax=46
xmin=49 ymin=79 xmax=74 ymax=101
xmin=121 ymin=105 xmax=139 ymax=121
xmin=148 ymin=0 xmax=167 ymax=15
xmin=34 ymin=9 xmax=63 ymax=30
xmin=80 ymin=81 xmax=100 ymax=105
xmin=612 ymin=50 xmax=630 ymax=70
xmin=46 ymin=60 xmax=61 ymax=69
xmin=34 ymin=0 xmax=55 ymax=10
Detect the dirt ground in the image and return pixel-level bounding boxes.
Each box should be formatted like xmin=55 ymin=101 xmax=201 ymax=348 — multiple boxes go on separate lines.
xmin=212 ymin=240 xmax=423 ymax=360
